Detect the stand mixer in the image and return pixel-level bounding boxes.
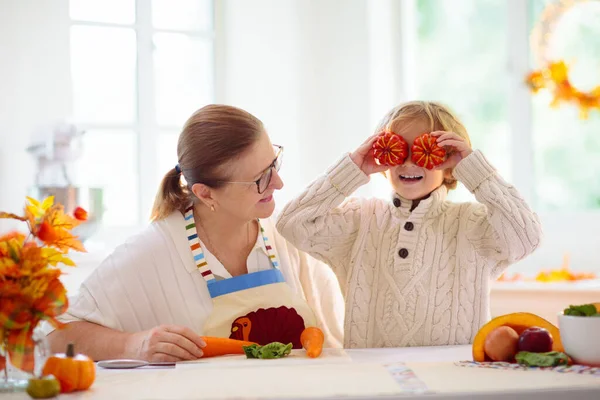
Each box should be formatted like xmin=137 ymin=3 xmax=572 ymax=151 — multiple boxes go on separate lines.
xmin=26 ymin=120 xmax=103 ymax=241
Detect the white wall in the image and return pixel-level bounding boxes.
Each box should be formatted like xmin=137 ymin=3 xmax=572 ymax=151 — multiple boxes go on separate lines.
xmin=217 ymin=0 xmax=374 ymax=205
xmin=0 ymin=0 xmax=71 ymax=230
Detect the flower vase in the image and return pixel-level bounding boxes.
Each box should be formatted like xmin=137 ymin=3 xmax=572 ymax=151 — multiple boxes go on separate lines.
xmin=0 ymin=326 xmax=50 ymax=393
xmin=0 ymin=338 xmax=28 ymax=392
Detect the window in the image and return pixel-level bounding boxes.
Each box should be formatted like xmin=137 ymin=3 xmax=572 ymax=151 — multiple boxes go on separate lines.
xmin=386 ymin=0 xmax=600 ymax=274
xmin=415 ymin=0 xmax=510 ymax=203
xmin=529 ymin=0 xmax=600 ymax=211
xmin=69 ymin=0 xmax=214 ymax=230
xmin=411 ymin=0 xmax=600 ymax=210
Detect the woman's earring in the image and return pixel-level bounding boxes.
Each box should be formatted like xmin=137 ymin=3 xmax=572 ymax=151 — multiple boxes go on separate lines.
xmin=210 ymin=205 xmax=215 ymax=212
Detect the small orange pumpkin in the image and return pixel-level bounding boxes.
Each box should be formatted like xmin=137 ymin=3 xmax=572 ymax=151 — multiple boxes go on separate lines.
xmin=42 ymin=343 xmax=95 ymax=393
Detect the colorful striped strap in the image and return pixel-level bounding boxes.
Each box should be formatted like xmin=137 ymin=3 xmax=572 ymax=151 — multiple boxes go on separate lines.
xmin=184 ymin=207 xmax=216 ymax=281
xmin=260 ymin=225 xmax=279 ymax=268
xmin=184 ymin=207 xmax=281 ymax=283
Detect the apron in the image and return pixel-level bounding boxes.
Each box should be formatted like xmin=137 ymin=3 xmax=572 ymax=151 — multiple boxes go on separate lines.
xmin=184 ymin=207 xmax=317 ymax=348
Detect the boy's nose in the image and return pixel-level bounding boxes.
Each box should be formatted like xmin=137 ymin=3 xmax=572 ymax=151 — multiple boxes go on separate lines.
xmin=403 ymin=154 xmax=415 ymax=166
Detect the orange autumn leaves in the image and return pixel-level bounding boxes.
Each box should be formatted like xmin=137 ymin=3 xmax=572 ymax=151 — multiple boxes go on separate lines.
xmin=526 ymin=60 xmax=600 ymax=119
xmin=0 ymin=196 xmax=87 ymax=373
xmin=21 ymin=196 xmax=87 ymax=254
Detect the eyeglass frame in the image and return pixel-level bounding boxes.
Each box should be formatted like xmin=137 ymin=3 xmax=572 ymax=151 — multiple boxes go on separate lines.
xmin=215 ymin=144 xmax=283 ymax=194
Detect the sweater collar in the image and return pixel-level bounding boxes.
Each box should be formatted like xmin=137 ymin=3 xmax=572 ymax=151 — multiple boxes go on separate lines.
xmin=391 ymin=185 xmax=448 ymax=218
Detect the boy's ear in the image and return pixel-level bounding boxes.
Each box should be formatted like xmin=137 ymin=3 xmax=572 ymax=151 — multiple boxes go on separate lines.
xmin=443 ymin=168 xmax=454 ymax=180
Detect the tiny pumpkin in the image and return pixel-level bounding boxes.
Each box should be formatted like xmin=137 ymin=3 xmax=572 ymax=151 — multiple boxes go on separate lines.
xmin=411 ymin=133 xmax=446 ymax=170
xmin=42 ymin=343 xmax=95 ymax=393
xmin=26 ymin=375 xmax=61 ymax=399
xmin=372 ymin=131 xmax=409 ymax=166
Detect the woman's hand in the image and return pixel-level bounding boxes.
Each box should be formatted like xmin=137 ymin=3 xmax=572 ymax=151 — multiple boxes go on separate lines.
xmin=125 ymin=325 xmax=206 ymax=362
xmin=431 ymin=131 xmax=473 ymax=170
xmin=350 ymin=133 xmax=390 ymax=176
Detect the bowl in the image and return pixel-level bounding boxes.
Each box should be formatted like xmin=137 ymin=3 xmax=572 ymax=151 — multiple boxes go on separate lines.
xmin=557 ymin=312 xmax=600 ymax=366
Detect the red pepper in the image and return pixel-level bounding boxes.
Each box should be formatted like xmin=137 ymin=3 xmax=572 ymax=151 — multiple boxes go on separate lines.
xmin=372 ymin=132 xmax=408 ymax=166
xmin=411 ymin=133 xmax=446 ymax=169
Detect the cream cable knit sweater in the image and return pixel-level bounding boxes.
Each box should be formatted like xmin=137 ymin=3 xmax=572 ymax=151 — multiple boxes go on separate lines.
xmin=276 ymin=150 xmax=542 ymax=349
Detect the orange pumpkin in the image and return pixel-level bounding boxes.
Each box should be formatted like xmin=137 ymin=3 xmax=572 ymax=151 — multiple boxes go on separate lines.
xmin=372 ymin=131 xmax=409 ymax=166
xmin=411 ymin=133 xmax=446 ymax=170
xmin=42 ymin=343 xmax=95 ymax=393
xmin=472 ymin=313 xmax=564 ymax=362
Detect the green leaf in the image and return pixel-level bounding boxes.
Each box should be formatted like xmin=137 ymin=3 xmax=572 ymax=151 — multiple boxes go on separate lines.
xmin=7 ymin=244 xmax=20 ymax=263
xmin=563 ymin=304 xmax=598 ymax=317
xmin=242 ymin=344 xmax=261 ymax=359
xmin=258 ymin=342 xmax=292 ymax=359
xmin=243 ymin=342 xmax=293 ymax=359
xmin=515 ymin=351 xmax=569 ymax=367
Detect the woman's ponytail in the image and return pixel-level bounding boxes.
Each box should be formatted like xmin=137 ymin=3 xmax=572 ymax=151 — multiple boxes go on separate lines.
xmin=150 ymin=167 xmax=190 ymax=221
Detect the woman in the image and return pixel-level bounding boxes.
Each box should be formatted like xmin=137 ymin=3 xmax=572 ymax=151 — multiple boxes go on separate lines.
xmin=45 ymin=105 xmax=344 ymax=362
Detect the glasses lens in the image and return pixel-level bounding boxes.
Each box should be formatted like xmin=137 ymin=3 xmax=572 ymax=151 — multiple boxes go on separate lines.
xmin=258 ymin=168 xmax=272 ymax=193
xmin=274 ymin=153 xmax=282 ymax=172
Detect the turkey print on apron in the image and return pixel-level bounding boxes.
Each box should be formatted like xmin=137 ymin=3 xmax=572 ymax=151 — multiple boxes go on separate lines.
xmin=184 ymin=207 xmax=317 ymax=348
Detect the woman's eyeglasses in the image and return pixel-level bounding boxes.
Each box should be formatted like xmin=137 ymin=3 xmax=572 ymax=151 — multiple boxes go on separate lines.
xmin=221 ymin=145 xmax=283 ymax=194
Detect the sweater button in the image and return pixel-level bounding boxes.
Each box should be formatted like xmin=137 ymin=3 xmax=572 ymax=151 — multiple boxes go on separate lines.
xmin=398 ymin=248 xmax=409 ymax=258
xmin=393 ymin=198 xmax=401 ymax=207
xmin=404 ymin=222 xmax=414 ymax=231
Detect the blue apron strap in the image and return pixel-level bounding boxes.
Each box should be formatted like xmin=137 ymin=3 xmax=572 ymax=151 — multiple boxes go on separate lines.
xmin=207 ymin=268 xmax=285 ymax=298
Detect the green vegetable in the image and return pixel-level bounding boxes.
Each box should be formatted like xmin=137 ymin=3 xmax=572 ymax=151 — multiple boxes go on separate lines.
xmin=242 ymin=342 xmax=293 ymax=359
xmin=515 ymin=351 xmax=569 ymax=367
xmin=563 ymin=304 xmax=599 ymax=317
xmin=243 ymin=344 xmax=261 ymax=359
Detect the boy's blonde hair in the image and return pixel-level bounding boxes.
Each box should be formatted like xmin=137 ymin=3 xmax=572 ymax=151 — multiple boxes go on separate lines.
xmin=375 ymin=101 xmax=471 ymax=190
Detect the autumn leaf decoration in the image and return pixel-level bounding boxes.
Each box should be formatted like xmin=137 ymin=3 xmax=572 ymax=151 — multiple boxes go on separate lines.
xmin=0 ymin=196 xmax=87 ymax=373
xmin=526 ymin=60 xmax=600 ymax=119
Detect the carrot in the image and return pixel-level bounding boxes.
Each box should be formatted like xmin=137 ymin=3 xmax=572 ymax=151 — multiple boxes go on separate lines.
xmin=200 ymin=337 xmax=257 ymax=358
xmin=300 ymin=327 xmax=324 ymax=358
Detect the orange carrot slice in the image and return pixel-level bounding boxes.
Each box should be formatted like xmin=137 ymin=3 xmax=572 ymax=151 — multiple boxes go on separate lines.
xmin=300 ymin=327 xmax=324 ymax=358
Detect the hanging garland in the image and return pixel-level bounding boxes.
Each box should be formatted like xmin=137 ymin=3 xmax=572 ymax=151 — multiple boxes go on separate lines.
xmin=525 ymin=0 xmax=600 ymax=118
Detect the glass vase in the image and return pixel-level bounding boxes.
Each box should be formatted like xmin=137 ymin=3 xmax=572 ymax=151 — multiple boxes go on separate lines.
xmin=0 ymin=326 xmax=49 ymax=393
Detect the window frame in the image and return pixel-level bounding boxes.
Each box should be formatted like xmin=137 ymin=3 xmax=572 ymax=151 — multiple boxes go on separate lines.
xmin=69 ymin=0 xmax=216 ymax=227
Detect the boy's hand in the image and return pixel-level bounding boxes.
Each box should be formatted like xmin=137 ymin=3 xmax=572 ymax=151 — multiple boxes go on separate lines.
xmin=431 ymin=131 xmax=472 ymax=170
xmin=350 ymin=133 xmax=390 ymax=176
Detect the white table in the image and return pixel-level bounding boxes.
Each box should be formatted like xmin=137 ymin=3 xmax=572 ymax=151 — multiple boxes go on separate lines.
xmin=4 ymin=345 xmax=599 ymax=399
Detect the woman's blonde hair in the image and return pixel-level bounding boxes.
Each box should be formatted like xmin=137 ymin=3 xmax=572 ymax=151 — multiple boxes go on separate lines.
xmin=150 ymin=104 xmax=264 ymax=221
xmin=375 ymin=101 xmax=471 ymax=190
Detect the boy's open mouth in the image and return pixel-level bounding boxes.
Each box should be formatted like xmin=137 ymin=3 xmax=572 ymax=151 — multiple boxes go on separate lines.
xmin=399 ymin=174 xmax=423 ymax=182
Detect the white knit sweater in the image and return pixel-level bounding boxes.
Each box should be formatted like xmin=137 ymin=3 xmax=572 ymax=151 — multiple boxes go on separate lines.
xmin=276 ymin=150 xmax=542 ymax=349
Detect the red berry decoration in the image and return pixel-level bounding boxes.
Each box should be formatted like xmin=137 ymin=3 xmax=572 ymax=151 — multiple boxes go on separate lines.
xmin=372 ymin=132 xmax=409 ymax=166
xmin=73 ymin=207 xmax=88 ymax=221
xmin=411 ymin=133 xmax=446 ymax=170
